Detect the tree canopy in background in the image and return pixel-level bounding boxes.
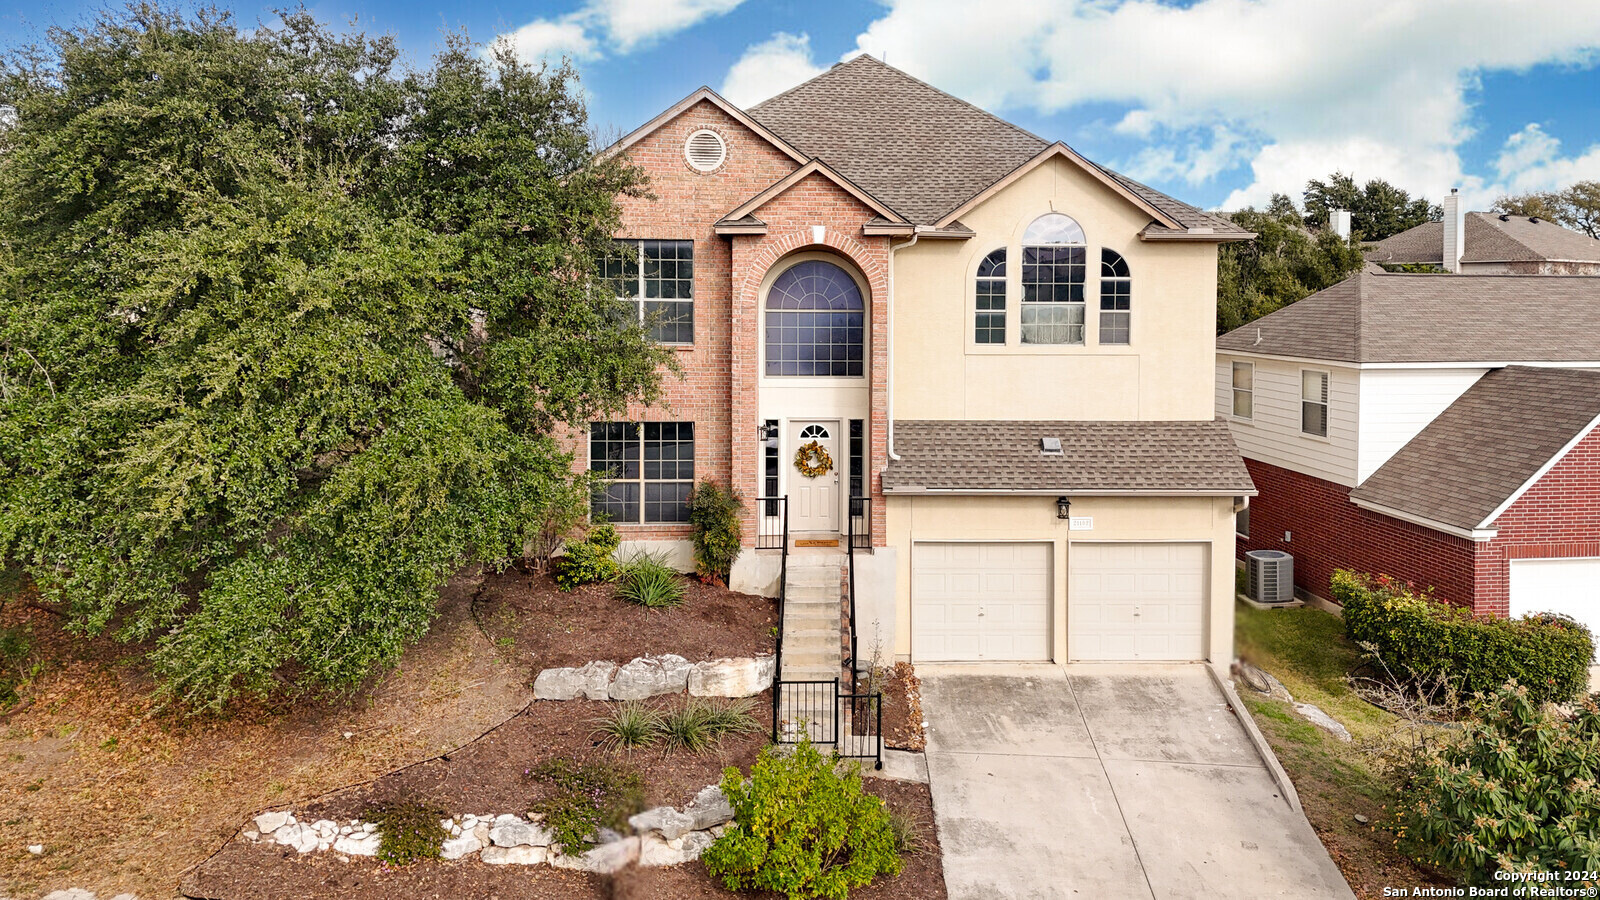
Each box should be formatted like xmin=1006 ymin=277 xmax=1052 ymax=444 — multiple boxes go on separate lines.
xmin=1217 ymin=194 xmax=1367 ymax=334
xmin=0 ymin=6 xmax=671 ymax=710
xmin=1301 ymin=171 xmax=1441 ymax=241
xmin=1494 ymin=181 xmax=1600 ymax=239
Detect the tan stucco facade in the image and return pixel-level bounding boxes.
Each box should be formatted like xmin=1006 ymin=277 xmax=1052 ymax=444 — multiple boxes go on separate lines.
xmin=882 ymin=494 xmax=1238 ymax=665
xmin=892 ymin=155 xmax=1220 ymax=423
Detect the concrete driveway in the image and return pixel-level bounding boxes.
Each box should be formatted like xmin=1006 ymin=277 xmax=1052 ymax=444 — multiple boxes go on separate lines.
xmin=920 ymin=664 xmax=1354 ymax=900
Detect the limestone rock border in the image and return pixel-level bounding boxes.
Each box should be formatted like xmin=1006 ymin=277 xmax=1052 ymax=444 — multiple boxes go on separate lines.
xmin=242 ymin=783 xmax=736 ymax=874
xmin=533 ymin=654 xmax=775 ymax=701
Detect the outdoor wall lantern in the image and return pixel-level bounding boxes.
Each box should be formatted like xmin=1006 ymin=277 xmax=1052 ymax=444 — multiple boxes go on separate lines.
xmin=1056 ymin=496 xmax=1071 ymax=519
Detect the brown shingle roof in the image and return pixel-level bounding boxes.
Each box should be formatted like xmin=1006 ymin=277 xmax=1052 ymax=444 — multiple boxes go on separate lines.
xmin=1349 ymin=367 xmax=1600 ymax=531
xmin=1364 ymin=214 xmax=1600 ymax=265
xmin=746 ymin=55 xmax=1249 ymax=236
xmin=882 ymin=419 xmax=1256 ymax=494
xmin=1216 ymin=270 xmax=1600 ymax=363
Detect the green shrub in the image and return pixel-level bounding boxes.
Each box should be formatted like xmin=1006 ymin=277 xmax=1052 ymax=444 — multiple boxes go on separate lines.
xmin=553 ymin=524 xmax=622 ymax=591
xmin=702 ymin=739 xmax=901 ymax=900
xmin=368 ymin=798 xmax=449 ymax=866
xmin=593 ymin=702 xmax=663 ymax=750
xmin=687 ymin=480 xmax=743 ymax=584
xmin=616 ymin=553 xmax=686 ymax=608
xmin=1394 ymin=683 xmax=1600 ymax=885
xmin=528 ymin=758 xmax=644 ymax=855
xmin=1332 ymin=569 xmax=1593 ymax=705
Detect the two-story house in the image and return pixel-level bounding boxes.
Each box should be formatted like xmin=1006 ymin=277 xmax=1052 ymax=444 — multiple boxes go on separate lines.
xmin=1218 ymin=270 xmax=1600 ymax=639
xmin=1366 ymin=189 xmax=1600 ymax=274
xmin=593 ymin=55 xmax=1255 ymax=669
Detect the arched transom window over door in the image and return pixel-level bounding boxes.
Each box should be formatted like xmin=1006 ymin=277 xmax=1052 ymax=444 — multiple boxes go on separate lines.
xmin=765 ymin=260 xmax=865 ymax=376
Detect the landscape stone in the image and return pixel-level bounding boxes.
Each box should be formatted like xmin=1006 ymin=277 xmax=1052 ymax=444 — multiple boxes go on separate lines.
xmin=489 ymin=821 xmax=553 ymax=848
xmin=110 ymin=895 xmax=140 ymax=900
xmin=440 ymin=833 xmax=483 ymax=860
xmin=241 ymin=829 xmax=259 ymax=841
xmin=550 ymin=836 xmax=640 ymax=874
xmin=628 ymin=806 xmax=696 ymax=841
xmin=253 ymin=811 xmax=292 ymax=834
xmin=688 ymin=657 xmax=774 ymax=697
xmin=274 ymin=823 xmax=320 ymax=854
xmin=333 ymin=833 xmax=381 ymax=857
xmin=311 ymin=819 xmax=338 ymax=837
xmin=610 ymin=655 xmax=692 ymax=700
xmin=41 ymin=891 xmax=97 ymax=900
xmin=481 ymin=845 xmax=547 ymax=865
xmin=473 ymin=822 xmax=491 ymax=846
xmin=1294 ymin=702 xmax=1353 ymax=742
xmin=684 ymin=784 xmax=735 ymax=830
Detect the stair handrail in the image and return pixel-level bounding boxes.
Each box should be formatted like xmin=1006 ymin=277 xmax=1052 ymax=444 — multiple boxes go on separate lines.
xmin=769 ymin=496 xmax=789 ymax=741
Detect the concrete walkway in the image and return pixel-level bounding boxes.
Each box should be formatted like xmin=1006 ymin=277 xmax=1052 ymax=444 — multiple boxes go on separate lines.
xmin=920 ymin=664 xmax=1354 ymax=900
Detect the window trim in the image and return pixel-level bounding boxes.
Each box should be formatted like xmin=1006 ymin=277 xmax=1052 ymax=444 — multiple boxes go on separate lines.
xmin=1230 ymin=360 xmax=1255 ymax=421
xmin=1235 ymin=505 xmax=1251 ymax=539
xmin=605 ymin=239 xmax=695 ymax=346
xmin=1299 ymin=368 xmax=1331 ymax=439
xmin=588 ymin=421 xmax=696 ymax=524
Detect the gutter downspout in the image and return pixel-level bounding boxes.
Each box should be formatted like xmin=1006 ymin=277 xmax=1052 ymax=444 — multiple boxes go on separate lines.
xmin=887 ymin=229 xmax=921 ymax=461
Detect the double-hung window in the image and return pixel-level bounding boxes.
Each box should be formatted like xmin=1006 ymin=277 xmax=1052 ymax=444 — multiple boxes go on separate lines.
xmin=589 ymin=422 xmax=695 ymax=523
xmin=1301 ymin=370 xmax=1329 ymax=437
xmin=1231 ymin=361 xmax=1254 ymax=419
xmin=602 ymin=240 xmax=694 ymax=344
xmin=1020 ymin=213 xmax=1087 ymax=344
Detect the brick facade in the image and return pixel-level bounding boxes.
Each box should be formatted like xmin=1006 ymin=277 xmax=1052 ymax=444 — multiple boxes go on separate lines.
xmin=575 ymin=100 xmax=890 ymax=546
xmin=1241 ymin=425 xmax=1600 ymax=615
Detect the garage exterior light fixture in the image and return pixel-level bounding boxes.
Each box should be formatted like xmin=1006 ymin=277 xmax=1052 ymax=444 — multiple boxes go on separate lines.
xmin=1056 ymin=496 xmax=1071 ymax=519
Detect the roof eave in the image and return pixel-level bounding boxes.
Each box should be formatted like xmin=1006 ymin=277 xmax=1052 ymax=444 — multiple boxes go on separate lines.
xmin=1140 ymin=227 xmax=1257 ymax=243
xmin=713 ymin=220 xmax=768 ymax=235
xmin=880 ymin=486 xmax=1256 ymax=497
xmin=932 ymin=142 xmax=1185 ymax=231
xmin=1346 ymin=496 xmax=1498 ymax=542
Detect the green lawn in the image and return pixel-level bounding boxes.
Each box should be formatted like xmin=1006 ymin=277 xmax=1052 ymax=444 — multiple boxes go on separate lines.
xmin=1233 ymin=600 xmax=1442 ymax=898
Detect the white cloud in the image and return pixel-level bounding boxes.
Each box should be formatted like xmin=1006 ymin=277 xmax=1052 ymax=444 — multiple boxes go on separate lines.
xmin=844 ymin=0 xmax=1600 ymax=209
xmin=496 ymin=0 xmax=746 ymax=64
xmin=497 ymin=16 xmax=598 ymax=64
xmin=721 ymin=32 xmax=827 ymax=106
xmin=1466 ymin=123 xmax=1600 ymax=206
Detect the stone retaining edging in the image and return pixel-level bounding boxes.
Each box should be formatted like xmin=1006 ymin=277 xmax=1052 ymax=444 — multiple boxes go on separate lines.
xmin=533 ymin=654 xmax=775 ymax=701
xmin=242 ymin=783 xmax=736 ymax=874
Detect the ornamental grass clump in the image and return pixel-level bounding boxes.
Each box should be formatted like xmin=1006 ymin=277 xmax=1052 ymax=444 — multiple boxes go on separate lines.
xmin=616 ymin=552 xmax=686 ymax=608
xmin=702 ymin=739 xmax=901 ymax=899
xmin=592 ymin=701 xmax=663 ymax=750
xmin=1392 ymin=682 xmax=1600 ymax=886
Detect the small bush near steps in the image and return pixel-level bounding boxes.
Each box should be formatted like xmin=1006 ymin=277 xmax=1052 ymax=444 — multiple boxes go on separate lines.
xmin=527 ymin=758 xmax=645 ymax=855
xmin=367 ymin=797 xmax=449 ymax=866
xmin=703 ymin=740 xmax=901 ymax=900
xmin=616 ymin=553 xmax=686 ymax=608
xmin=1393 ymin=682 xmax=1600 ymax=886
xmin=1332 ymin=569 xmax=1593 ymax=705
xmin=553 ymin=523 xmax=621 ymax=591
xmin=687 ymin=480 xmax=743 ymax=585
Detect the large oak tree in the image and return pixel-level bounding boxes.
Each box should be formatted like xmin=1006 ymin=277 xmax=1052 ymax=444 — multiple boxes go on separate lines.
xmin=0 ymin=7 xmax=670 ymax=710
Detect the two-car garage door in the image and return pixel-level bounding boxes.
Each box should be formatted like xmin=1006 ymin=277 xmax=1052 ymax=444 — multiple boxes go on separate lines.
xmin=911 ymin=541 xmax=1207 ymax=663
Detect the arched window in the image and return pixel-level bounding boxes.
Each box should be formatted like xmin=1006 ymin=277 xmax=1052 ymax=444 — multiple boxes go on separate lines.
xmin=974 ymin=248 xmax=1006 ymax=344
xmin=765 ymin=260 xmax=865 ymax=376
xmin=1100 ymin=248 xmax=1131 ymax=345
xmin=1020 ymin=213 xmax=1086 ymax=344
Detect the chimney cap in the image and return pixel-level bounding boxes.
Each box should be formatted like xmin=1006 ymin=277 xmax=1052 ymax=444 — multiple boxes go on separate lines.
xmin=1451 ymin=187 xmax=1459 ymax=194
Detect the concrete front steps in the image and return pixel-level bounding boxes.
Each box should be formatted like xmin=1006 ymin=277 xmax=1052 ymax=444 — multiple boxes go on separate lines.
xmin=779 ymin=559 xmax=844 ymax=683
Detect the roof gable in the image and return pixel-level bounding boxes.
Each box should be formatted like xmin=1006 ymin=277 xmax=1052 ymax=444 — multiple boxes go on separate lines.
xmin=1349 ymin=367 xmax=1600 ymax=531
xmin=933 ymin=143 xmax=1182 ymax=232
xmin=601 ymin=87 xmax=807 ymax=167
xmin=717 ymin=159 xmax=910 ymax=230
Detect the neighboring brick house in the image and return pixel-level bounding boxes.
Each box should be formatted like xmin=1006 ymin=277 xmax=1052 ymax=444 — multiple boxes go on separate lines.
xmin=1366 ymin=190 xmax=1600 ymax=274
xmin=1217 ymin=269 xmax=1600 ymax=637
xmin=589 ymin=55 xmax=1259 ymax=667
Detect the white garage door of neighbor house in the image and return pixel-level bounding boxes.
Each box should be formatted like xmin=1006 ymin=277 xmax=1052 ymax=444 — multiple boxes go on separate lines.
xmin=911 ymin=542 xmax=1052 ymax=662
xmin=1510 ymin=558 xmax=1600 ymax=660
xmin=1068 ymin=542 xmax=1207 ymax=661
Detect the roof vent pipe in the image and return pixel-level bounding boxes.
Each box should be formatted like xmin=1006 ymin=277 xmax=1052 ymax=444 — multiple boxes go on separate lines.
xmin=1443 ymin=188 xmax=1463 ymax=273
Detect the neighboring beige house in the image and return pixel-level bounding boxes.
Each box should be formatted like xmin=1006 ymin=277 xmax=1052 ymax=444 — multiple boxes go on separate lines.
xmin=1367 ymin=190 xmax=1600 ymax=274
xmin=598 ymin=55 xmax=1257 ymax=672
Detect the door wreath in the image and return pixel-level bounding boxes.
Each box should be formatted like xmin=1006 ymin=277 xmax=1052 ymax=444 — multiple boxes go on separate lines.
xmin=794 ymin=441 xmax=834 ymax=478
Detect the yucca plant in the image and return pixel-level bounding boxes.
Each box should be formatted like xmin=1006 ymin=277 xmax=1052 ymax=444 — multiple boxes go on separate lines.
xmin=662 ymin=699 xmax=718 ymax=753
xmin=593 ymin=701 xmax=664 ymax=751
xmin=616 ymin=553 xmax=686 ymax=609
xmin=702 ymin=697 xmax=763 ymax=738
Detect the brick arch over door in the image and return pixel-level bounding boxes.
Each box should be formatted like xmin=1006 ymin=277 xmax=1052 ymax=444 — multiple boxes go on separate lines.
xmin=730 ymin=225 xmax=892 ymax=546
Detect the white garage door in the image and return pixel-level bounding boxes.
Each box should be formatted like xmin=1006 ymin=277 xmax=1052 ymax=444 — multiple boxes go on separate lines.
xmin=1069 ymin=542 xmax=1207 ymax=661
xmin=912 ymin=542 xmax=1052 ymax=662
xmin=1510 ymin=558 xmax=1600 ymax=660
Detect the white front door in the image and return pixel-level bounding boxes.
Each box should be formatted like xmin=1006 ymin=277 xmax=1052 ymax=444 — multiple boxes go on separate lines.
xmin=1510 ymin=558 xmax=1600 ymax=661
xmin=788 ymin=421 xmax=841 ymax=532
xmin=911 ymin=541 xmax=1053 ymax=662
xmin=1068 ymin=542 xmax=1207 ymax=661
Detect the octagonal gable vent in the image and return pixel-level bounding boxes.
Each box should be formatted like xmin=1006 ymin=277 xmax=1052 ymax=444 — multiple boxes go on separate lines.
xmin=685 ymin=129 xmax=726 ymax=173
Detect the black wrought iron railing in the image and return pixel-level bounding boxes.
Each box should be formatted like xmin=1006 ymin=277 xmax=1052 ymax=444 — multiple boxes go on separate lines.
xmin=839 ymin=690 xmax=883 ymax=769
xmin=845 ymin=496 xmax=871 ymax=692
xmin=756 ymin=496 xmax=788 ymax=550
xmin=848 ymin=495 xmax=872 ymax=550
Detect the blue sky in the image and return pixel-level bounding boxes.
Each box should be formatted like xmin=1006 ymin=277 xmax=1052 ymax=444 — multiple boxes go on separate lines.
xmin=7 ymin=0 xmax=1600 ymax=212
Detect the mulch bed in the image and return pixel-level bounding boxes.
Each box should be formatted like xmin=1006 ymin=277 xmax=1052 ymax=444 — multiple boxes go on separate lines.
xmin=475 ymin=569 xmax=778 ymax=671
xmin=183 ymin=690 xmax=944 ymax=900
xmin=877 ymin=662 xmax=926 ymax=751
